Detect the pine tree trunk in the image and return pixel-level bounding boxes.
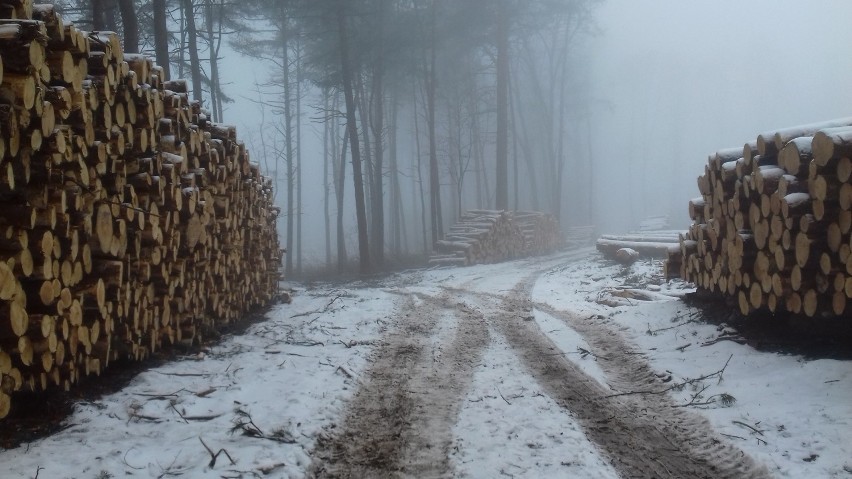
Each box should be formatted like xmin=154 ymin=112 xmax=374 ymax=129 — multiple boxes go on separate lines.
xmin=153 ymin=0 xmax=170 ymax=79
xmin=281 ymin=7 xmax=295 ymax=277
xmin=389 ymin=92 xmax=404 ymax=257
xmin=182 ymin=0 xmax=203 ymax=103
xmin=414 ymin=78 xmax=428 ymax=255
xmin=495 ymin=0 xmax=510 ymax=210
xmin=336 ymin=127 xmax=349 ymax=271
xmin=295 ymin=34 xmax=303 ymax=275
xmin=370 ymin=9 xmax=385 ymax=267
xmin=117 ymin=0 xmax=138 ymax=53
xmin=337 ymin=1 xmax=370 ymax=273
xmin=323 ymin=88 xmax=332 ymax=266
xmin=427 ymin=0 xmax=442 ymax=245
xmin=92 ymin=0 xmax=106 ymax=30
xmin=204 ymin=0 xmax=218 ymax=122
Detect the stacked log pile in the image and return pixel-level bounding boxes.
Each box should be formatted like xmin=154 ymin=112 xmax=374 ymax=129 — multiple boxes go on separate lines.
xmin=512 ymin=211 xmax=562 ymax=255
xmin=0 ymin=5 xmax=281 ymax=418
xmin=674 ymin=117 xmax=852 ymax=318
xmin=430 ymin=210 xmax=560 ymax=267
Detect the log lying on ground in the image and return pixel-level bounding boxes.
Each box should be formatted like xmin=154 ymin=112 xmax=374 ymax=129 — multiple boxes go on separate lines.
xmin=674 ymin=118 xmax=852 ymax=319
xmin=0 ymin=5 xmax=282 ymax=418
xmin=429 ymin=210 xmax=562 ymax=267
xmin=596 ymin=238 xmax=681 ymax=259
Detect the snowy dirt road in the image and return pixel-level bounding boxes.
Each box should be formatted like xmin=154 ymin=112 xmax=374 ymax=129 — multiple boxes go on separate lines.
xmin=309 ymin=256 xmax=768 ymax=478
xmin=1 ymin=249 xmax=849 ymax=478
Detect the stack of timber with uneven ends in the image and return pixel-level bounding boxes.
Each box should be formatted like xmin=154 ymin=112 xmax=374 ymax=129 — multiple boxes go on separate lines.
xmin=671 ymin=117 xmax=852 ymax=318
xmin=429 ymin=210 xmax=561 ymax=267
xmin=0 ymin=3 xmax=281 ymax=418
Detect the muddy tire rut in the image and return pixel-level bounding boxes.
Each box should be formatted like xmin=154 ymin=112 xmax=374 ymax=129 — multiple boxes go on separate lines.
xmin=310 ymin=267 xmax=770 ymax=478
xmin=310 ymin=290 xmax=490 ymax=478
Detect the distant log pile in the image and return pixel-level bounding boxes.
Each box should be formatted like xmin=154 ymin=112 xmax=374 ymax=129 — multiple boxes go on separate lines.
xmin=512 ymin=211 xmax=562 ymax=255
xmin=0 ymin=4 xmax=281 ymax=418
xmin=429 ymin=210 xmax=561 ymax=267
xmin=672 ymin=117 xmax=852 ymax=318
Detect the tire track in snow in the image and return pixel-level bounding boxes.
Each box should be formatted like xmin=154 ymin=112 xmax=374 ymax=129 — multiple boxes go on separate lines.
xmin=459 ymin=274 xmax=770 ymax=478
xmin=309 ymin=290 xmax=489 ymax=478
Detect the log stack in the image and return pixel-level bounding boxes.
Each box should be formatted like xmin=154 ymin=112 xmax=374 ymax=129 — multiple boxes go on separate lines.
xmin=430 ymin=210 xmax=559 ymax=267
xmin=0 ymin=4 xmax=281 ymax=418
xmin=512 ymin=211 xmax=562 ymax=255
xmin=674 ymin=117 xmax=852 ymax=318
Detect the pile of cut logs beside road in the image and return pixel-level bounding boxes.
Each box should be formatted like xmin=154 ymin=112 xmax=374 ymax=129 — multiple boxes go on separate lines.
xmin=430 ymin=210 xmax=562 ymax=267
xmin=0 ymin=3 xmax=281 ymax=418
xmin=671 ymin=117 xmax=852 ymax=318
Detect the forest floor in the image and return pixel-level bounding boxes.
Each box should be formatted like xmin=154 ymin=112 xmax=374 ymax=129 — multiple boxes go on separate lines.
xmin=0 ymin=249 xmax=850 ymax=478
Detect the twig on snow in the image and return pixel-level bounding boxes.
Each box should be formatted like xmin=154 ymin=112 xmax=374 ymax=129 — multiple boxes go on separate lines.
xmin=199 ymin=437 xmax=236 ymax=468
xmin=732 ymin=420 xmax=764 ymax=436
xmin=290 ymin=294 xmax=345 ymax=319
xmin=604 ymin=354 xmax=733 ymax=399
xmin=123 ymin=447 xmax=146 ymax=471
xmin=497 ymin=387 xmax=512 ymax=405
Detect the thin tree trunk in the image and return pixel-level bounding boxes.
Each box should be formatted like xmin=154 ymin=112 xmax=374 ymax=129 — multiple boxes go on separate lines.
xmin=555 ymin=77 xmax=566 ymax=223
xmin=153 ymin=0 xmax=170 ymax=79
xmin=331 ymin=91 xmax=348 ymax=270
xmin=117 ymin=0 xmax=138 ymax=53
xmin=104 ymin=0 xmax=118 ymax=31
xmin=92 ymin=0 xmax=106 ymax=30
xmin=323 ymin=88 xmax=332 ymax=266
xmin=414 ymin=77 xmax=428 ymax=255
xmin=182 ymin=0 xmax=203 ymax=103
xmin=355 ymin=75 xmax=373 ymax=234
xmin=511 ymin=66 xmax=540 ymax=210
xmin=280 ymin=6 xmax=295 ymax=277
xmin=509 ymin=69 xmax=519 ymax=211
xmin=389 ymin=91 xmax=403 ymax=257
xmin=296 ymin=33 xmax=303 ymax=275
xmin=427 ymin=0 xmax=442 ymax=245
xmin=337 ymin=127 xmax=349 ymax=271
xmin=205 ymin=0 xmax=218 ymax=121
xmin=370 ymin=1 xmax=386 ymax=267
xmin=337 ymin=2 xmax=371 ymax=272
xmin=215 ymin=1 xmax=225 ymax=120
xmin=495 ymin=0 xmax=510 ymax=210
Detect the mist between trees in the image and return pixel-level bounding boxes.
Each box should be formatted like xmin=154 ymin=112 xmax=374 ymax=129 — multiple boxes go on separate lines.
xmin=53 ymin=0 xmax=852 ymax=277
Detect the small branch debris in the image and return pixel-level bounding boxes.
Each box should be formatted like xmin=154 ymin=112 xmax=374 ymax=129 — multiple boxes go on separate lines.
xmin=290 ymin=293 xmax=346 ymax=319
xmin=231 ymin=409 xmax=296 ymax=444
xmin=199 ymin=437 xmax=236 ymax=468
xmin=605 ymin=354 xmax=733 ymax=399
xmin=732 ymin=420 xmax=764 ymax=436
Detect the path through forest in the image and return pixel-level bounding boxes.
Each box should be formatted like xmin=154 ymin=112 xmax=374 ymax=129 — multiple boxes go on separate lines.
xmin=309 ymin=255 xmax=770 ymax=478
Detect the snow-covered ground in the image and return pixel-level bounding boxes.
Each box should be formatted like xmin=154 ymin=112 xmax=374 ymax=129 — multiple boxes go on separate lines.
xmin=0 ymin=250 xmax=850 ymax=478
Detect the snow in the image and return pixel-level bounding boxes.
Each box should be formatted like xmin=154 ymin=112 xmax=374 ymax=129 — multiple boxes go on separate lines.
xmin=1 ymin=249 xmax=851 ymax=478
xmin=451 ymin=329 xmax=619 ymax=478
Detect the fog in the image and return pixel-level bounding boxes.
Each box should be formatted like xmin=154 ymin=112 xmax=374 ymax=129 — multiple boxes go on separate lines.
xmin=208 ymin=0 xmax=852 ymax=273
xmin=587 ymin=0 xmax=852 ymax=233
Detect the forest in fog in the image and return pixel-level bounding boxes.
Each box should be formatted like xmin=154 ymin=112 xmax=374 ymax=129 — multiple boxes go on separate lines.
xmin=52 ymin=0 xmax=852 ymax=276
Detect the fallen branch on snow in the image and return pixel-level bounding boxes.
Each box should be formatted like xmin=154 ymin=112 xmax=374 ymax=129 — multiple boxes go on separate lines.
xmin=604 ymin=354 xmax=733 ymax=399
xmin=199 ymin=437 xmax=236 ymax=468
